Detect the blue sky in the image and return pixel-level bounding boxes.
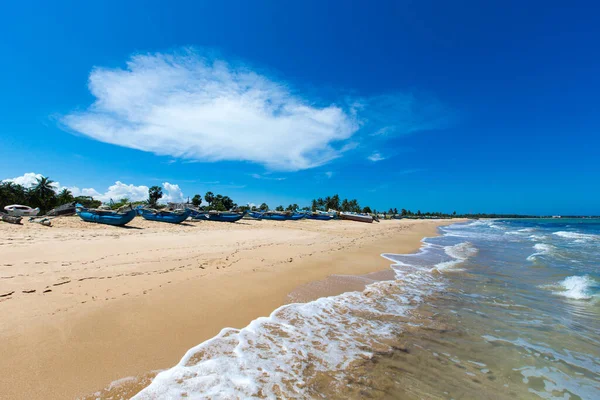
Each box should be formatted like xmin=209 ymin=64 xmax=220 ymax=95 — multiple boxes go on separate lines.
xmin=1 ymin=0 xmax=598 ymax=215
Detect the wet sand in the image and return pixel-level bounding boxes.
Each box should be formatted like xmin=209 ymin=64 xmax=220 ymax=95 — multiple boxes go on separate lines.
xmin=0 ymin=217 xmax=462 ymax=399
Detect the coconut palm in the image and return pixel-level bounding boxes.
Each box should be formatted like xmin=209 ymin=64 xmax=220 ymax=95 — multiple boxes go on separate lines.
xmin=33 ymin=176 xmax=58 ymax=213
xmin=57 ymin=188 xmax=74 ymax=205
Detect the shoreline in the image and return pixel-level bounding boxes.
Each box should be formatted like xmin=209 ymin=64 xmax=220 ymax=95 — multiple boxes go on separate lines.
xmin=0 ymin=217 xmax=464 ymax=399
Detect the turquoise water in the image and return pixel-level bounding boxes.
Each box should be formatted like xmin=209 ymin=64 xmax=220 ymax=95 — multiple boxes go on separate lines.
xmin=133 ymin=219 xmax=600 ymax=399
xmin=390 ymin=218 xmax=600 ymax=399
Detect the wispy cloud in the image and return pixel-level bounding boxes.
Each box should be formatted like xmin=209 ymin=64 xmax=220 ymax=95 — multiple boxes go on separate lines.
xmin=358 ymin=93 xmax=455 ymax=138
xmin=61 ymin=48 xmax=452 ymax=172
xmin=250 ymin=173 xmax=286 ymax=181
xmin=367 ymin=152 xmax=386 ymax=162
xmin=62 ymin=49 xmax=359 ymax=171
xmin=324 ymin=171 xmax=333 ymax=178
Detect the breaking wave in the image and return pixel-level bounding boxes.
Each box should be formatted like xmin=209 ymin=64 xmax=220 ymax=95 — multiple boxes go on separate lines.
xmin=134 ymin=264 xmax=445 ymax=398
xmin=526 ymin=243 xmax=557 ymax=262
xmin=542 ymin=275 xmax=598 ymax=300
xmin=553 ymin=231 xmax=599 ymax=242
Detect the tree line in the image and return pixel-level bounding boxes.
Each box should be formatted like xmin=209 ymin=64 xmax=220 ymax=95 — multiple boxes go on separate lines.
xmin=0 ymin=177 xmax=101 ymax=214
xmin=3 ymin=176 xmax=570 ymax=219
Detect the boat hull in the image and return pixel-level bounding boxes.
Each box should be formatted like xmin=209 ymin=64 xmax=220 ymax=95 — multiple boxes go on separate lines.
xmin=252 ymin=212 xmax=306 ymax=221
xmin=191 ymin=211 xmax=246 ymax=222
xmin=306 ymin=213 xmax=335 ymax=220
xmin=4 ymin=205 xmax=40 ymax=217
xmin=248 ymin=211 xmax=265 ymax=220
xmin=339 ymin=212 xmax=373 ymax=223
xmin=76 ymin=206 xmax=137 ymax=226
xmin=138 ymin=208 xmax=191 ymax=224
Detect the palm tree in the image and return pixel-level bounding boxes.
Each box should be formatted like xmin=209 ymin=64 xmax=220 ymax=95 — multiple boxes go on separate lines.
xmin=57 ymin=188 xmax=74 ymax=205
xmin=33 ymin=176 xmax=57 ymax=213
xmin=204 ymin=191 xmax=215 ymax=207
xmin=148 ymin=186 xmax=163 ymax=207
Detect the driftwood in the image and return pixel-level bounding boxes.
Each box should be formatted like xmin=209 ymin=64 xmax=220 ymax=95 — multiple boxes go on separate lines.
xmin=29 ymin=217 xmax=52 ymax=227
xmin=1 ymin=214 xmax=22 ymax=224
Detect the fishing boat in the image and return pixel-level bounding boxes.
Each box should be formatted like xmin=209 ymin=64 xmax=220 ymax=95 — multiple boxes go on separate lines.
xmin=306 ymin=211 xmax=336 ymax=220
xmin=76 ymin=204 xmax=137 ymax=226
xmin=253 ymin=211 xmax=307 ymax=221
xmin=4 ymin=204 xmax=40 ymax=217
xmin=47 ymin=202 xmax=77 ymax=216
xmin=191 ymin=210 xmax=246 ymax=223
xmin=248 ymin=211 xmax=265 ymax=219
xmin=138 ymin=207 xmax=191 ymax=224
xmin=339 ymin=212 xmax=374 ymax=223
xmin=1 ymin=213 xmax=22 ymax=224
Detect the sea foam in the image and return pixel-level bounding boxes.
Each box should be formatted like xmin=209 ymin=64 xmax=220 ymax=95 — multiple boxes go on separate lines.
xmin=133 ymin=264 xmax=443 ymax=399
xmin=526 ymin=243 xmax=557 ymax=262
xmin=434 ymin=242 xmax=478 ymax=270
xmin=553 ymin=231 xmax=599 ymax=242
xmin=543 ymin=275 xmax=597 ymax=300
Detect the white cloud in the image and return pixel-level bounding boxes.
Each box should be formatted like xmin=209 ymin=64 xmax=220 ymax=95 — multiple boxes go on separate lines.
xmin=3 ymin=173 xmax=187 ymax=205
xmin=2 ymin=172 xmax=61 ymax=190
xmin=70 ymin=181 xmax=186 ymax=204
xmin=367 ymin=152 xmax=386 ymax=162
xmin=370 ymin=126 xmax=395 ymax=136
xmin=325 ymin=171 xmax=333 ymax=178
xmin=68 ymin=181 xmax=148 ymax=203
xmin=62 ymin=50 xmax=359 ymax=171
xmin=162 ymin=182 xmax=185 ymax=203
xmin=250 ymin=173 xmax=286 ymax=181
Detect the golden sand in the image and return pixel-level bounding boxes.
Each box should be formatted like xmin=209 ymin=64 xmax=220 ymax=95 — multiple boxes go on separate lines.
xmin=0 ymin=216 xmax=463 ymax=399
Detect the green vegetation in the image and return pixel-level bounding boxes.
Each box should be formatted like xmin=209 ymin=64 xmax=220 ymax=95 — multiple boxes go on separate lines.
xmin=0 ymin=176 xmax=101 ymax=214
xmin=3 ymin=175 xmax=593 ymax=219
xmin=148 ymin=186 xmax=163 ymax=207
xmin=310 ymin=194 xmax=362 ymax=213
xmin=191 ymin=194 xmax=202 ymax=207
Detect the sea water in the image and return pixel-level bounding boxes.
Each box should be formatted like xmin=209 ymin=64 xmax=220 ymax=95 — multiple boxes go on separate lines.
xmin=133 ymin=219 xmax=600 ymax=399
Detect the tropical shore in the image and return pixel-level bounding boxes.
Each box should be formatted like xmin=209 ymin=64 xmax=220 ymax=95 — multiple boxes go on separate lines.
xmin=0 ymin=217 xmax=463 ymax=399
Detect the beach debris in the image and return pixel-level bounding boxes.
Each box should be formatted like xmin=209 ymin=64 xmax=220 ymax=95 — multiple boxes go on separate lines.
xmin=29 ymin=216 xmax=53 ymax=226
xmin=52 ymin=280 xmax=71 ymax=286
xmin=43 ymin=289 xmax=52 ymax=293
xmin=0 ymin=214 xmax=22 ymax=224
xmin=0 ymin=291 xmax=15 ymax=297
xmin=22 ymin=289 xmax=36 ymax=293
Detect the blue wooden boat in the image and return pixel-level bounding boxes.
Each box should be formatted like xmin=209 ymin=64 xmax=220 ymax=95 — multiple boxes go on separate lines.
xmin=138 ymin=207 xmax=191 ymax=224
xmin=250 ymin=211 xmax=306 ymax=221
xmin=191 ymin=210 xmax=246 ymax=222
xmin=288 ymin=212 xmax=307 ymax=221
xmin=76 ymin=204 xmax=137 ymax=226
xmin=306 ymin=212 xmax=335 ymax=220
xmin=248 ymin=211 xmax=265 ymax=219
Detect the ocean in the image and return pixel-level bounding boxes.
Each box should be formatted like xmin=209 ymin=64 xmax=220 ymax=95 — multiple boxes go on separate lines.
xmin=133 ymin=219 xmax=600 ymax=399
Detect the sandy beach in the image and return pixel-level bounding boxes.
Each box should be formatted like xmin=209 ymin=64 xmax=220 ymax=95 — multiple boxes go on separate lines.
xmin=0 ymin=217 xmax=461 ymax=399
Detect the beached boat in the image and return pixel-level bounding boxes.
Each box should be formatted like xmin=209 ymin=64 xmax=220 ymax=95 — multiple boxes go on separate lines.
xmin=138 ymin=207 xmax=191 ymax=224
xmin=247 ymin=211 xmax=306 ymax=220
xmin=47 ymin=202 xmax=77 ymax=216
xmin=339 ymin=212 xmax=374 ymax=223
xmin=76 ymin=204 xmax=137 ymax=226
xmin=261 ymin=211 xmax=307 ymax=221
xmin=248 ymin=211 xmax=265 ymax=219
xmin=4 ymin=204 xmax=40 ymax=217
xmin=306 ymin=212 xmax=335 ymax=220
xmin=1 ymin=213 xmax=23 ymax=224
xmin=191 ymin=210 xmax=247 ymax=222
